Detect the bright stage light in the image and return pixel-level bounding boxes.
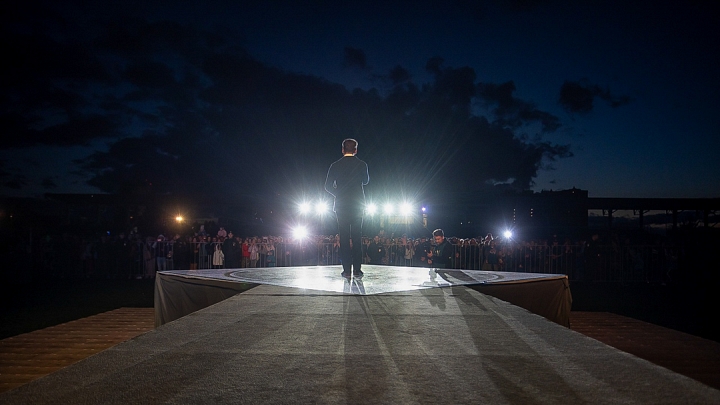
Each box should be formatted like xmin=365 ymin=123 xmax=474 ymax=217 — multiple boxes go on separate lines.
xmin=299 ymin=202 xmax=311 ymax=214
xmin=383 ymin=203 xmax=394 ymax=215
xmin=175 ymin=215 xmax=184 ymax=223
xmin=503 ymin=230 xmax=513 ymax=239
xmin=293 ymin=225 xmax=309 ymax=240
xmin=399 ymin=202 xmax=413 ymax=216
xmin=366 ymin=203 xmax=377 ymax=216
xmin=314 ymin=201 xmax=329 ymax=215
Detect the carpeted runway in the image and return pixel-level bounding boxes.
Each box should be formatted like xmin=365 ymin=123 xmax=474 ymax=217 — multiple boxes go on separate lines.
xmin=1 ymin=267 xmax=718 ymax=404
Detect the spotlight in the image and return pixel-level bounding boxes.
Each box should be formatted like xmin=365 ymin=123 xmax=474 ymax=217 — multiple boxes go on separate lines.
xmin=175 ymin=216 xmax=184 ymax=223
xmin=293 ymin=226 xmax=309 ymax=240
xmin=399 ymin=202 xmax=413 ymax=216
xmin=503 ymin=230 xmax=513 ymax=239
xmin=383 ymin=203 xmax=394 ymax=215
xmin=298 ymin=202 xmax=311 ymax=214
xmin=314 ymin=201 xmax=328 ymax=215
xmin=366 ymin=203 xmax=377 ymax=216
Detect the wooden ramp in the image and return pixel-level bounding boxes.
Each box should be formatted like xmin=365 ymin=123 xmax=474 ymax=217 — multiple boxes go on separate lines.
xmin=570 ymin=311 xmax=720 ymax=390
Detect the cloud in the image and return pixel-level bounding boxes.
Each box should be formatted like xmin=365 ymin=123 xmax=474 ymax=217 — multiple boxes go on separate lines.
xmin=477 ymin=81 xmax=561 ymax=132
xmin=388 ymin=65 xmax=411 ymax=85
xmin=0 ymin=114 xmax=121 ymax=148
xmin=558 ymin=80 xmax=632 ymax=113
xmin=343 ymin=47 xmax=368 ymax=70
xmin=3 ymin=7 xmax=572 ymax=200
xmin=41 ymin=177 xmax=58 ymax=189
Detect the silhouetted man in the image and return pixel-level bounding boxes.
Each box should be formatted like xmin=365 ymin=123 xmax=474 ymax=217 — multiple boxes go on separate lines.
xmin=325 ymin=138 xmax=369 ymax=277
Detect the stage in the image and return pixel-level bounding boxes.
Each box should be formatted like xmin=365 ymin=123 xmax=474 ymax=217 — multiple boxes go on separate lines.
xmin=1 ymin=266 xmax=718 ymax=404
xmin=154 ymin=266 xmax=572 ymax=327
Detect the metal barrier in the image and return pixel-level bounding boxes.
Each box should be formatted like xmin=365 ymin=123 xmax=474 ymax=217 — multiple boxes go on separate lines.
xmin=21 ymin=237 xmax=679 ymax=283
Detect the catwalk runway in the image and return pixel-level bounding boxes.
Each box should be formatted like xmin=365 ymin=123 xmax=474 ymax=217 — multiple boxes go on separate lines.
xmin=1 ymin=266 xmax=717 ymax=404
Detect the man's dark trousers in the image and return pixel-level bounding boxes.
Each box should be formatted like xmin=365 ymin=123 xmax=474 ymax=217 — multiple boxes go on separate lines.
xmin=336 ymin=211 xmax=363 ymax=275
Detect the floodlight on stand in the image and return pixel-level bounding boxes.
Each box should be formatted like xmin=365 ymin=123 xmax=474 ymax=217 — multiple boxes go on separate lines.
xmin=366 ymin=203 xmax=377 ymax=216
xmin=503 ymin=230 xmax=513 ymax=239
xmin=399 ymin=202 xmax=413 ymax=216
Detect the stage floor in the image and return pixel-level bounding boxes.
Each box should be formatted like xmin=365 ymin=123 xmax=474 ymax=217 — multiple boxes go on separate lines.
xmin=2 ymin=283 xmax=718 ymax=404
xmin=153 ymin=266 xmax=573 ymax=327
xmin=160 ymin=265 xmax=566 ymax=295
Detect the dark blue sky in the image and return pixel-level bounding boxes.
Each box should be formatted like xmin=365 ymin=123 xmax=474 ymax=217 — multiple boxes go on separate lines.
xmin=1 ymin=0 xmax=718 ymax=200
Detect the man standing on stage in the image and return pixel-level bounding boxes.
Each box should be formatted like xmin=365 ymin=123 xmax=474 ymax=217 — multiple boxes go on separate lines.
xmin=324 ymin=138 xmax=369 ymax=278
xmin=427 ymin=229 xmax=454 ymax=269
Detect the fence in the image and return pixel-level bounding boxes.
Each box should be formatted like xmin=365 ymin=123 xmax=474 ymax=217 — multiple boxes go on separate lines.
xmin=125 ymin=241 xmax=677 ymax=283
xmin=20 ymin=239 xmax=679 ymax=283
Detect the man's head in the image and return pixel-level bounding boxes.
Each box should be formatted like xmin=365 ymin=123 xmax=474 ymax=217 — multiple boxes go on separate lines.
xmin=342 ymin=138 xmax=358 ymax=155
xmin=432 ymin=229 xmax=445 ymax=244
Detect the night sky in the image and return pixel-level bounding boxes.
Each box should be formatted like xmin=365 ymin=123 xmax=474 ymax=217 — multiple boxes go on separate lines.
xmin=2 ymin=0 xmax=719 ymax=208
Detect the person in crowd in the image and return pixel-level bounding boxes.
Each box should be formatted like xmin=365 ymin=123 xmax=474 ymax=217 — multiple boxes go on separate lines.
xmin=259 ymin=237 xmax=270 ymax=267
xmin=153 ymin=234 xmax=168 ymax=272
xmin=427 ymin=229 xmax=454 ymax=269
xmin=241 ymin=238 xmax=251 ymax=268
xmin=266 ymin=248 xmax=276 ymax=267
xmin=367 ymin=235 xmax=386 ymax=265
xmin=143 ymin=236 xmax=156 ymax=278
xmin=403 ymin=236 xmax=415 ymax=266
xmin=415 ymin=237 xmax=432 ymax=267
xmin=324 ymin=138 xmax=369 ymax=278
xmin=249 ymin=237 xmax=260 ymax=267
xmin=217 ymin=227 xmax=227 ymax=238
xmin=198 ymin=235 xmax=210 ymax=269
xmin=483 ymin=239 xmax=500 ymax=270
xmin=223 ymin=231 xmax=239 ymax=268
xmin=212 ymin=242 xmax=225 ymax=268
xmin=189 ymin=236 xmax=199 ymax=270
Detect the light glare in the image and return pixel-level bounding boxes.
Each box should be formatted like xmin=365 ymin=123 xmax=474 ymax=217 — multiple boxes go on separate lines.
xmin=293 ymin=226 xmax=309 ymax=240
xmin=383 ymin=203 xmax=394 ymax=215
xmin=314 ymin=201 xmax=328 ymax=215
xmin=299 ymin=202 xmax=311 ymax=214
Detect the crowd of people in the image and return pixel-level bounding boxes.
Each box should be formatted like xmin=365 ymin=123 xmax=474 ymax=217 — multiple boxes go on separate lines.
xmin=14 ymin=223 xmax=682 ymax=285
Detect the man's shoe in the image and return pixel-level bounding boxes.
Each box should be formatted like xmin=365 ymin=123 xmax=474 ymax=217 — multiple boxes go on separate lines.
xmin=341 ymin=271 xmax=351 ymax=278
xmin=353 ymin=270 xmax=363 ymax=277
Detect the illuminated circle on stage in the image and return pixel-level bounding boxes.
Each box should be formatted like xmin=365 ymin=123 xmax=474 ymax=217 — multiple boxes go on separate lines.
xmin=158 ymin=266 xmax=551 ymax=295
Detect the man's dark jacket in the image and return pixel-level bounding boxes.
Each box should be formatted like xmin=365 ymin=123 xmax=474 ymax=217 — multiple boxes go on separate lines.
xmin=324 ymin=155 xmax=369 ymax=214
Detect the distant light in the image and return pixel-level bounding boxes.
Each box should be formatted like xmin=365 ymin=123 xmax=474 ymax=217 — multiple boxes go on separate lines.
xmin=421 ymin=206 xmax=427 ymax=213
xmin=503 ymin=230 xmax=513 ymax=239
xmin=383 ymin=203 xmax=394 ymax=215
xmin=175 ymin=216 xmax=184 ymax=223
xmin=399 ymin=202 xmax=413 ymax=216
xmin=366 ymin=203 xmax=377 ymax=216
xmin=293 ymin=226 xmax=309 ymax=240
